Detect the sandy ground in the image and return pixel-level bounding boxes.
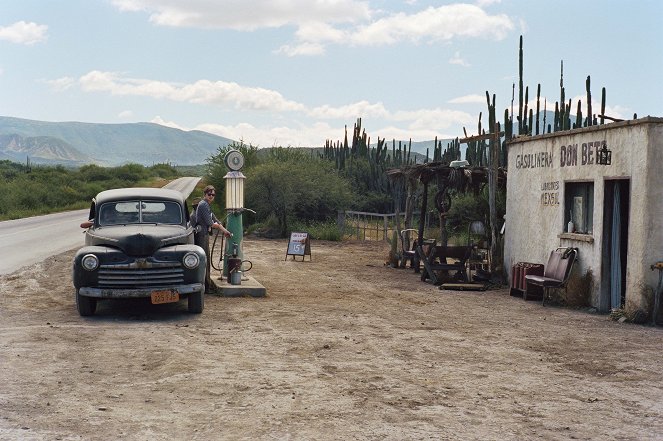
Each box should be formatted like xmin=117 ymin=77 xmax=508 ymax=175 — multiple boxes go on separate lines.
xmin=1 ymin=238 xmax=663 ymax=441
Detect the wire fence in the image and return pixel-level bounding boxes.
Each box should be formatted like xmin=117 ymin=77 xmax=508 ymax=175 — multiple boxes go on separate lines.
xmin=337 ymin=210 xmax=438 ymax=242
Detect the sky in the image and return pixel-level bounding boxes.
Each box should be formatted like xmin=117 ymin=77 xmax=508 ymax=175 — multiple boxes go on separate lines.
xmin=0 ymin=0 xmax=661 ymax=148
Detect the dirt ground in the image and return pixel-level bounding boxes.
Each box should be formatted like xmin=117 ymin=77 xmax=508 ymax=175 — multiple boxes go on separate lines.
xmin=1 ymin=238 xmax=663 ymax=441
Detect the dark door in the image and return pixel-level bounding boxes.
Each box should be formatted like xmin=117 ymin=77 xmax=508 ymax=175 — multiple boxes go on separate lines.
xmin=601 ymin=179 xmax=630 ymax=312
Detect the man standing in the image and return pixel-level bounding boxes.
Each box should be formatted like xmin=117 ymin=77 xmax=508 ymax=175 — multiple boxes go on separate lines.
xmin=195 ymin=185 xmax=232 ymax=293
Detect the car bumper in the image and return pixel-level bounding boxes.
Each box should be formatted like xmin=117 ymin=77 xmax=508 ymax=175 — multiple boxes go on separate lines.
xmin=78 ymin=283 xmax=203 ymax=298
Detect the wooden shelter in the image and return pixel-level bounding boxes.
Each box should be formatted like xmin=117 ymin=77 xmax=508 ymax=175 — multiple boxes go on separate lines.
xmin=387 ymin=161 xmax=507 ymax=272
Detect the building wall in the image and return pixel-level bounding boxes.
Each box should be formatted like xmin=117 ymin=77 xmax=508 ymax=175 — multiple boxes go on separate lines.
xmin=504 ymin=117 xmax=663 ymax=313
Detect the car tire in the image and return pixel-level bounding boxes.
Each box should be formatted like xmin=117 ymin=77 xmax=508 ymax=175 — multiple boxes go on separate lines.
xmin=188 ymin=289 xmax=204 ymax=314
xmin=76 ymin=289 xmax=97 ymax=316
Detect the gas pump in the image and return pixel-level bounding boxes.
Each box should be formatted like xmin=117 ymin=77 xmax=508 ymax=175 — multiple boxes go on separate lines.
xmin=223 ymin=149 xmax=246 ymax=278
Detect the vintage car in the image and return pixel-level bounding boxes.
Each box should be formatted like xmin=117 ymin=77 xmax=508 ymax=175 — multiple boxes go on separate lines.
xmin=73 ymin=187 xmax=206 ymax=316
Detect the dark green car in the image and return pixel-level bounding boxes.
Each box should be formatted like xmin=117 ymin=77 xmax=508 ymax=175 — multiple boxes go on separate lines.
xmin=73 ymin=188 xmax=206 ymax=316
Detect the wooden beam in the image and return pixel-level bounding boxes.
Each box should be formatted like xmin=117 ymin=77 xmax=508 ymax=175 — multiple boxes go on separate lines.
xmin=597 ymin=114 xmax=623 ymax=122
xmin=459 ymin=132 xmax=505 ymax=143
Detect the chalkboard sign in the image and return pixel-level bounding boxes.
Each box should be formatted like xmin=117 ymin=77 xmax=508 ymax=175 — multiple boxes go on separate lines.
xmin=285 ymin=232 xmax=311 ymax=261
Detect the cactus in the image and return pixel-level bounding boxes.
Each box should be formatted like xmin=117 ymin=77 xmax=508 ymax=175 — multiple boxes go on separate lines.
xmin=558 ymin=60 xmax=565 ymax=131
xmin=528 ymin=109 xmax=534 ymax=136
xmin=586 ymin=75 xmax=592 ymax=127
xmin=502 ymin=108 xmax=511 ymax=165
xmin=600 ymin=87 xmax=606 ymax=124
xmin=523 ymin=86 xmax=529 ymax=134
xmin=518 ymin=35 xmax=524 ymax=135
xmin=575 ymin=100 xmax=582 ymax=128
xmin=535 ymin=84 xmax=541 ymax=135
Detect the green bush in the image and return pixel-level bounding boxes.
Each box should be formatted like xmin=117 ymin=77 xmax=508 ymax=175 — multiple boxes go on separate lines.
xmin=288 ymin=219 xmax=343 ymax=241
xmin=444 ymin=187 xmax=506 ymax=240
xmin=0 ymin=160 xmax=180 ymax=220
xmin=245 ymin=155 xmax=353 ymax=237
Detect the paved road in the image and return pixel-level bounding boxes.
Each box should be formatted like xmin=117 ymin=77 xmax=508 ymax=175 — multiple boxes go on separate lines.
xmin=0 ymin=177 xmax=201 ymax=275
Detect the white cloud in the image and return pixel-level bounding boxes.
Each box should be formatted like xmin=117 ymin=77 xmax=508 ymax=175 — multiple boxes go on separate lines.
xmin=0 ymin=21 xmax=48 ymax=45
xmin=476 ymin=0 xmax=501 ymax=6
xmin=79 ymin=71 xmax=306 ymax=112
xmin=195 ymin=121 xmax=342 ymax=147
xmin=349 ymin=4 xmax=513 ymax=46
xmin=274 ymin=42 xmax=325 ymax=57
xmin=65 ymin=71 xmax=479 ymax=145
xmin=308 ymin=101 xmax=389 ymax=120
xmin=111 ymin=0 xmax=370 ymax=30
xmin=448 ymin=94 xmax=486 ymax=104
xmin=118 ymin=110 xmax=134 ymax=118
xmin=112 ymin=2 xmax=514 ymax=56
xmin=449 ymin=51 xmax=470 ymax=67
xmin=295 ymin=22 xmax=346 ymax=44
xmin=151 ymin=116 xmax=186 ymax=129
xmin=45 ymin=76 xmax=76 ymax=91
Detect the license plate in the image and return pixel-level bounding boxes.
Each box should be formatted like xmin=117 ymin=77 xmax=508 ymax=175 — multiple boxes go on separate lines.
xmin=151 ymin=289 xmax=179 ymax=304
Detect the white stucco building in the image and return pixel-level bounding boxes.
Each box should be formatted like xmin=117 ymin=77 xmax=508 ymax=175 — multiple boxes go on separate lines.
xmin=504 ymin=117 xmax=663 ymax=315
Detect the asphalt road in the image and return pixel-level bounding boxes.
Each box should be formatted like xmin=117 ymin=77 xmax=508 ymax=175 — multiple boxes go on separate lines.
xmin=0 ymin=177 xmax=201 ymax=275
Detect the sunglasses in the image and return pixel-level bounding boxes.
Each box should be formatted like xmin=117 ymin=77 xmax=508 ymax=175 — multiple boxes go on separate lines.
xmin=207 ymin=193 xmax=216 ymax=197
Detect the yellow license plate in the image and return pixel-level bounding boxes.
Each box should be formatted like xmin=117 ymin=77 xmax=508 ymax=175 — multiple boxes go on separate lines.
xmin=151 ymin=289 xmax=179 ymax=304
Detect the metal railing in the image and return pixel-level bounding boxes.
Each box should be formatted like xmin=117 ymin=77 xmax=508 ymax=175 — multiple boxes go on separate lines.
xmin=337 ymin=210 xmax=436 ymax=242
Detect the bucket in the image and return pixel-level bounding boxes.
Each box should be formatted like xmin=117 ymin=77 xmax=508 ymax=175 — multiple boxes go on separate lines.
xmin=227 ymin=257 xmax=242 ymax=285
xmin=227 ymin=258 xmax=252 ymax=285
xmin=230 ymin=269 xmax=242 ymax=285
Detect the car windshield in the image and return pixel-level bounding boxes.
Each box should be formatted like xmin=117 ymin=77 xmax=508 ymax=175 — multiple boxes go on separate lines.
xmin=99 ymin=200 xmax=182 ymax=226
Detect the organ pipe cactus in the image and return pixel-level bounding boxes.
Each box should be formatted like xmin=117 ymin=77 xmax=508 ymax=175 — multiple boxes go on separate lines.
xmin=586 ymin=75 xmax=592 ymax=127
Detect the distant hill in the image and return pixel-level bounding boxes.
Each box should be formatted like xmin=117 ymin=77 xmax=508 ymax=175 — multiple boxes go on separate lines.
xmin=0 ymin=134 xmax=94 ymax=166
xmin=0 ymin=116 xmax=234 ymax=166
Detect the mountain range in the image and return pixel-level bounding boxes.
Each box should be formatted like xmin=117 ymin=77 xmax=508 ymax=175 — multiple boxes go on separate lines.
xmin=0 ymin=116 xmax=233 ymax=166
xmin=0 ymin=112 xmax=562 ymax=167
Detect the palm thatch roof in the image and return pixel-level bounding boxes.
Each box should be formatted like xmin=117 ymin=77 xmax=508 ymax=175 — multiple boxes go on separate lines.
xmin=386 ymin=161 xmax=506 ymax=193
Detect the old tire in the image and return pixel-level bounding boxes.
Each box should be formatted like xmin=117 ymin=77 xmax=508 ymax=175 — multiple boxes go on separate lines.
xmin=188 ymin=290 xmax=204 ymax=314
xmin=434 ymin=190 xmax=452 ymax=214
xmin=76 ymin=290 xmax=97 ymax=317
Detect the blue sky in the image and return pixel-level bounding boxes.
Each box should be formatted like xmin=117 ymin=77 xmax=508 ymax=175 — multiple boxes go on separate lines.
xmin=0 ymin=0 xmax=661 ymax=148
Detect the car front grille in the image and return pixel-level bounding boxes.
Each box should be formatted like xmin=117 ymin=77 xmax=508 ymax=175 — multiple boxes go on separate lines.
xmin=97 ymin=260 xmax=184 ymax=289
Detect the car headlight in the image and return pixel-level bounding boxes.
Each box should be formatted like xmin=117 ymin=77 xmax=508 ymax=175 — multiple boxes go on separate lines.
xmin=183 ymin=252 xmax=200 ymax=269
xmin=81 ymin=254 xmax=99 ymax=271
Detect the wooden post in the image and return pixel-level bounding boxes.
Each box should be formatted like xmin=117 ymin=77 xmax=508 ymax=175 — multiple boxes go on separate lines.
xmin=414 ymin=178 xmax=429 ymax=273
xmin=383 ymin=214 xmax=388 ymax=241
xmin=488 ymin=122 xmax=502 ymax=282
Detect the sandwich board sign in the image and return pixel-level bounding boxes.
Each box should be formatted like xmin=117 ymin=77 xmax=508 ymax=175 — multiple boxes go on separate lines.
xmin=285 ymin=232 xmax=311 ymax=261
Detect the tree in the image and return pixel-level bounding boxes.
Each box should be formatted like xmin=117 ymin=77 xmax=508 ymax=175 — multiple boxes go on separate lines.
xmin=206 ymin=140 xmax=260 ymax=212
xmin=245 ymin=155 xmax=352 ymax=236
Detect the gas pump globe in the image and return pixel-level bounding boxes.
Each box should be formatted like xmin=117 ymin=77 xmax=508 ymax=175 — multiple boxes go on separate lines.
xmin=223 ymin=149 xmax=246 ymax=276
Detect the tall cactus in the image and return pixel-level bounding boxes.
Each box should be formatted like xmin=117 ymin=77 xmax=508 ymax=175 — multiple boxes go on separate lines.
xmin=518 ymin=35 xmax=524 ymax=135
xmin=600 ymin=87 xmax=606 ymax=125
xmin=486 ymin=91 xmax=501 ymax=279
xmin=586 ymin=75 xmax=592 ymax=127
xmin=503 ymin=108 xmax=511 ymax=165
xmin=523 ymin=86 xmax=532 ymax=135
xmin=535 ymin=84 xmax=541 ymax=135
xmin=557 ymin=60 xmax=565 ymax=132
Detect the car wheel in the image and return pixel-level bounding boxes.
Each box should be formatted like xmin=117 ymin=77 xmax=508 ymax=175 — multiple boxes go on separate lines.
xmin=76 ymin=289 xmax=97 ymax=316
xmin=188 ymin=289 xmax=204 ymax=314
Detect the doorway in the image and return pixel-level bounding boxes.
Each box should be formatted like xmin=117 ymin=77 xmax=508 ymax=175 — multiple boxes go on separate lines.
xmin=601 ymin=179 xmax=630 ymax=311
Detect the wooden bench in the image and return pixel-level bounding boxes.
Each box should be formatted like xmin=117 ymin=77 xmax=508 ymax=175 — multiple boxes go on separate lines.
xmin=524 ymin=247 xmax=578 ymax=305
xmin=417 ymin=244 xmax=472 ymax=285
xmin=399 ymin=229 xmax=435 ymax=272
